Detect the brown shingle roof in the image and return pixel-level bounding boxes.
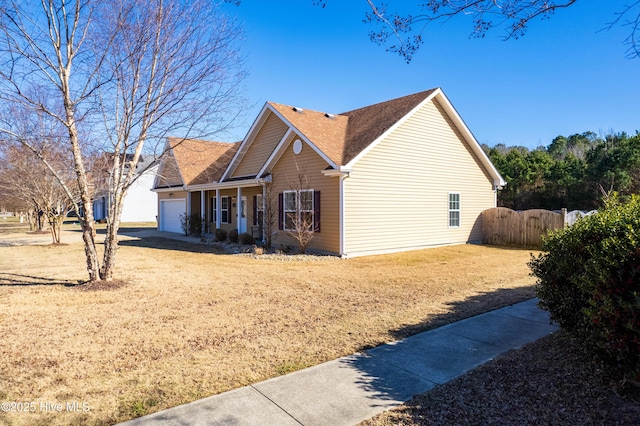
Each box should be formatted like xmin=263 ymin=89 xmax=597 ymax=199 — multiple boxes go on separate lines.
xmin=168 ymin=137 xmax=240 ymax=186
xmin=268 ymin=103 xmax=349 ymax=166
xmin=269 ymin=89 xmax=437 ymax=166
xmin=157 ymin=90 xmax=440 ymax=186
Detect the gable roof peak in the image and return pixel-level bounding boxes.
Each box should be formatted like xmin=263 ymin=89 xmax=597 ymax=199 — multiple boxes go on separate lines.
xmin=167 ymin=137 xmax=240 ymax=186
xmin=264 ymin=89 xmax=442 ymax=166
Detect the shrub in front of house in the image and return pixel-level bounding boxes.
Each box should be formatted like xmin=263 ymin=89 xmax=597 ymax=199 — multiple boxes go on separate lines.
xmin=531 ymin=195 xmax=640 ymax=383
xmin=228 ymin=228 xmax=238 ymax=244
xmin=238 ymin=232 xmax=255 ymax=245
xmin=180 ymin=213 xmax=203 ymax=236
xmin=214 ymin=228 xmax=227 ymax=242
xmin=189 ymin=214 xmax=203 ymax=236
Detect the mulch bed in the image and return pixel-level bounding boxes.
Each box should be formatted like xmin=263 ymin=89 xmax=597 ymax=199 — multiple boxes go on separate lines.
xmin=73 ymin=279 xmax=129 ymax=291
xmin=361 ymin=330 xmax=640 ymax=425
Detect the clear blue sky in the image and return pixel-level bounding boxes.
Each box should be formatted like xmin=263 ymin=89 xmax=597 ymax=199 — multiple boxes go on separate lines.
xmin=222 ymin=1 xmax=639 ymax=150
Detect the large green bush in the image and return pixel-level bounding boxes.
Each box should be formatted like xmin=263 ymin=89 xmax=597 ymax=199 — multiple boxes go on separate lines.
xmin=531 ymin=195 xmax=640 ymax=383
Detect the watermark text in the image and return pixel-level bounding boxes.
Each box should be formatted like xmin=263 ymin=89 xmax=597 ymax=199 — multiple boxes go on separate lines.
xmin=1 ymin=401 xmax=90 ymax=413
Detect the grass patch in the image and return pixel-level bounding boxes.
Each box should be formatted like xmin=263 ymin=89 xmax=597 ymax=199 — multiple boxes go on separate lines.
xmin=0 ymin=237 xmax=538 ymax=425
xmin=275 ymin=359 xmax=314 ymax=376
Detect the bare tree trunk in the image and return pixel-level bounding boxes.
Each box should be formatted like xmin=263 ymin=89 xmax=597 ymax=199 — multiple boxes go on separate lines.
xmin=48 ymin=213 xmax=63 ymax=244
xmin=48 ymin=212 xmax=58 ymax=243
xmin=100 ymin=195 xmax=125 ymax=281
xmin=26 ymin=210 xmax=35 ymax=231
xmin=68 ymin=121 xmax=100 ymax=282
xmin=263 ymin=181 xmax=277 ymax=249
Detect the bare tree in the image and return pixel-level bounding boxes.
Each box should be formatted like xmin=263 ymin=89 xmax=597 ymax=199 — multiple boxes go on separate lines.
xmin=0 ymin=0 xmax=245 ymax=282
xmin=314 ymin=1 xmax=640 ymax=62
xmin=283 ymin=164 xmax=316 ymax=254
xmin=261 ymin=179 xmax=278 ymax=249
xmin=0 ymin=141 xmax=77 ymax=243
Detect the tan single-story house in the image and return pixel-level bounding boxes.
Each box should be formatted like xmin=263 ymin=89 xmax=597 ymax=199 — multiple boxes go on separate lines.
xmin=152 ymin=88 xmax=505 ymax=257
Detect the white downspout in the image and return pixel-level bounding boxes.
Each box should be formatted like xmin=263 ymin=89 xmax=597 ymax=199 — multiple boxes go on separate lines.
xmin=340 ymin=174 xmax=347 ymax=257
xmin=237 ymin=187 xmax=243 ymax=233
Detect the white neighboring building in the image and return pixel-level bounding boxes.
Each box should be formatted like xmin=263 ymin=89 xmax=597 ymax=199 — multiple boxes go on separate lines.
xmin=93 ymin=157 xmax=159 ymax=223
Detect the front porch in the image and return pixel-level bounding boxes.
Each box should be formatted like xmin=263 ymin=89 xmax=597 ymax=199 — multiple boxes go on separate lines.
xmin=185 ymin=184 xmax=265 ymax=240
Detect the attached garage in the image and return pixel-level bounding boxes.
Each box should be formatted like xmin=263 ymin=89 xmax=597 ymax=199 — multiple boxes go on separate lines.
xmin=159 ymin=199 xmax=185 ymax=233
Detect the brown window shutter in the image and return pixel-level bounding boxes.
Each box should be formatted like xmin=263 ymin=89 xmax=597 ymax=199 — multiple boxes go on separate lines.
xmin=313 ymin=190 xmax=321 ymax=233
xmin=253 ymin=195 xmax=258 ymax=226
xmin=227 ymin=197 xmax=232 ymax=224
xmin=278 ymin=193 xmax=284 ymax=230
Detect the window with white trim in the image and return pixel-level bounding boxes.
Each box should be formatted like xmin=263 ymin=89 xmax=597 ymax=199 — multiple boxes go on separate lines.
xmin=221 ymin=196 xmax=230 ymax=223
xmin=449 ymin=193 xmax=460 ymax=228
xmin=283 ymin=189 xmax=314 ymax=231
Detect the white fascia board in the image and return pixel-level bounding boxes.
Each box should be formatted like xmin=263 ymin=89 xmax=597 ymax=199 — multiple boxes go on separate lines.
xmin=344 ymin=89 xmax=441 ymax=169
xmin=153 ymin=185 xmax=186 ymax=193
xmin=431 ymin=91 xmax=506 ymax=187
xmin=220 ymin=103 xmax=272 ymax=182
xmin=186 ymin=179 xmax=264 ymax=191
xmin=256 ymin=128 xmax=293 ymax=178
xmin=267 ymin=105 xmax=339 ymax=170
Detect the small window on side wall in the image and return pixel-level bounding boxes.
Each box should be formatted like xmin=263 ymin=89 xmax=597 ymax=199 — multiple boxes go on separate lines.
xmin=449 ymin=193 xmax=460 ymax=228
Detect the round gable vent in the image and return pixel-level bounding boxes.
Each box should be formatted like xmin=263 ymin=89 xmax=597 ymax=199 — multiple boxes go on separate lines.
xmin=292 ymin=139 xmax=303 ymax=155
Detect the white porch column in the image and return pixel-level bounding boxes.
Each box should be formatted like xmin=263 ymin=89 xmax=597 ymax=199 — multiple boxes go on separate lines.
xmin=215 ymin=189 xmax=221 ymax=230
xmin=200 ymin=190 xmax=205 ymax=219
xmin=200 ymin=190 xmax=206 ymax=233
xmin=237 ymin=187 xmax=243 ymax=233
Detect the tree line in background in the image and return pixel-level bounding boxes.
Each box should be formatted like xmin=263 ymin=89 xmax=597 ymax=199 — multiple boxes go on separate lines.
xmin=484 ymin=131 xmax=640 ymax=211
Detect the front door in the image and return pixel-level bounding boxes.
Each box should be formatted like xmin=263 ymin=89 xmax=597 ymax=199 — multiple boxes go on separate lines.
xmin=239 ymin=196 xmax=247 ymax=233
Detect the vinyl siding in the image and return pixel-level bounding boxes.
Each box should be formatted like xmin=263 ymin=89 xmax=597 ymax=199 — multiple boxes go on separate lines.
xmin=343 ymin=98 xmax=496 ymax=256
xmin=270 ymin=134 xmax=340 ymax=254
xmin=158 ymin=191 xmax=187 ymax=201
xmin=232 ymin=113 xmax=288 ymax=178
xmin=121 ymin=167 xmax=158 ymax=222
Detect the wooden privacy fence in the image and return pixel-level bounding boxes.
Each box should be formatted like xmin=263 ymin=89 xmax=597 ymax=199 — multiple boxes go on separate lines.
xmin=482 ymin=207 xmax=566 ymax=248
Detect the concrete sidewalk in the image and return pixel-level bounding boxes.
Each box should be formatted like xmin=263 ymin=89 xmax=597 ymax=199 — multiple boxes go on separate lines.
xmin=120 ymin=298 xmax=558 ymax=426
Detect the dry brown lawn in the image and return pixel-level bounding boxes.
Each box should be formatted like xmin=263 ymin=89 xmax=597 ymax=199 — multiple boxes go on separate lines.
xmin=0 ymin=230 xmax=538 ymax=425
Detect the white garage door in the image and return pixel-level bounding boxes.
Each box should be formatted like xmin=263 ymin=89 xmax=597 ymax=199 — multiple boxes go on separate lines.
xmin=160 ymin=199 xmax=185 ymax=234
